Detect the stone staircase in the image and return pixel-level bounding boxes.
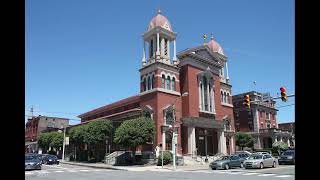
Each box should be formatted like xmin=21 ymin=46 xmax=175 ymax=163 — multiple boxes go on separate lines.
xmin=105 ymin=151 xmax=126 ymax=165
xmin=182 ymin=153 xmax=225 ymax=166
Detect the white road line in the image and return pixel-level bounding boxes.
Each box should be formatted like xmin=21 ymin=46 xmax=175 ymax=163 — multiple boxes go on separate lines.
xmin=258 ymin=174 xmax=276 ymax=176
xmin=243 ymin=172 xmax=261 ymax=175
xmin=67 ymin=170 xmax=78 ymax=172
xmin=92 ymin=169 xmax=102 ymax=172
xmin=276 ymin=175 xmax=293 ymax=178
xmin=79 ymin=169 xmax=90 ymax=172
xmin=25 ymin=172 xmax=34 ymax=175
xmin=38 ymin=170 xmax=50 ymax=174
xmin=214 ymin=171 xmax=228 ymax=174
xmin=228 ymin=172 xmax=245 ymax=174
xmin=54 ymin=170 xmax=64 ymax=172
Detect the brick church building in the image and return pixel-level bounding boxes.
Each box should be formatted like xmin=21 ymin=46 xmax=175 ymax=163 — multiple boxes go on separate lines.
xmin=77 ymin=10 xmax=236 ymax=156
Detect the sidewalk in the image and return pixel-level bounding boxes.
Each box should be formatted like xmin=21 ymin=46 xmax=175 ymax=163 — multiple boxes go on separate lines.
xmin=60 ymin=161 xmax=210 ymax=172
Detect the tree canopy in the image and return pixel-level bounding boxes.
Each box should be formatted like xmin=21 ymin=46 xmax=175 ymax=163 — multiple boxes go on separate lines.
xmin=236 ymin=132 xmax=254 ymax=150
xmin=114 ymin=117 xmax=155 ymax=150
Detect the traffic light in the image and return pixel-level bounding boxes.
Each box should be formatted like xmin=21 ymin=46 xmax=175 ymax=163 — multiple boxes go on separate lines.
xmin=280 ymin=87 xmax=288 ymax=102
xmin=244 ymin=95 xmax=250 ymax=108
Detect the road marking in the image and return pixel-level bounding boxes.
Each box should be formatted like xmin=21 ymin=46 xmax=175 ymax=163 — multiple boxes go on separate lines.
xmin=93 ymin=169 xmax=102 ymax=172
xmin=276 ymin=175 xmax=293 ymax=178
xmin=25 ymin=172 xmax=34 ymax=175
xmin=258 ymin=174 xmax=276 ymax=176
xmin=39 ymin=170 xmax=50 ymax=174
xmin=228 ymin=172 xmax=245 ymax=174
xmin=54 ymin=170 xmax=64 ymax=172
xmin=243 ymin=172 xmax=261 ymax=175
xmin=214 ymin=171 xmax=228 ymax=174
xmin=79 ymin=169 xmax=90 ymax=172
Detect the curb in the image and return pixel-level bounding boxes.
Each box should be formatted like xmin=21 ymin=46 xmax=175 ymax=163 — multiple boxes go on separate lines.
xmin=60 ymin=161 xmax=128 ymax=171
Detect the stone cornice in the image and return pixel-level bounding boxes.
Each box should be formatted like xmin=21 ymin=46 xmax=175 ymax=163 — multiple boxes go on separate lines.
xmin=139 ymin=61 xmax=179 ymax=75
xmin=139 ymin=88 xmax=181 ymax=96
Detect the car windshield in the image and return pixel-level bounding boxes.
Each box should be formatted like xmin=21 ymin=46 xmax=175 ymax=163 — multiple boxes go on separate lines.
xmin=217 ymin=156 xmax=229 ymax=160
xmin=283 ymin=151 xmax=294 ymax=156
xmin=248 ymin=155 xmax=262 ymax=160
xmin=48 ymin=155 xmax=57 ymax=159
xmin=25 ymin=156 xmax=37 ymax=160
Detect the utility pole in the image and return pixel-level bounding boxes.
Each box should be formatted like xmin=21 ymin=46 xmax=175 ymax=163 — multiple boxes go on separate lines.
xmin=62 ymin=127 xmax=66 ymax=161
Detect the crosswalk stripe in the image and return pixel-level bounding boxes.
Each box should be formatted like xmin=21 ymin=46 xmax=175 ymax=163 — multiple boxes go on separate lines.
xmin=258 ymin=174 xmax=276 ymax=176
xmin=79 ymin=169 xmax=90 ymax=172
xmin=54 ymin=170 xmax=64 ymax=172
xmin=25 ymin=172 xmax=33 ymax=175
xmin=214 ymin=171 xmax=228 ymax=174
xmin=276 ymin=175 xmax=293 ymax=178
xmin=243 ymin=173 xmax=260 ymax=175
xmin=39 ymin=170 xmax=50 ymax=174
xmin=228 ymin=172 xmax=245 ymax=174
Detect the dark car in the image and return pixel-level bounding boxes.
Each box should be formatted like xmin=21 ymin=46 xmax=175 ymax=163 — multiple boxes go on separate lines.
xmin=210 ymin=155 xmax=243 ymax=170
xmin=234 ymin=152 xmax=250 ymax=162
xmin=278 ymin=150 xmax=295 ymax=165
xmin=25 ymin=155 xmax=42 ymax=170
xmin=42 ymin=155 xmax=60 ymax=165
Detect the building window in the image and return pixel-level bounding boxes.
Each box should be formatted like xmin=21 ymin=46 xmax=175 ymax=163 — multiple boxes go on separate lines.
xmin=266 ymin=122 xmax=271 ymax=128
xmin=223 ymin=92 xmax=227 ymax=103
xmin=161 ymin=75 xmax=165 ymax=88
xmin=199 ymin=75 xmax=214 ymax=112
xmin=266 ymin=112 xmax=270 ymax=120
xmin=143 ymin=78 xmax=146 ymax=91
xmin=152 ymin=75 xmax=155 ymax=89
xmin=221 ymin=91 xmax=223 ymax=102
xmin=150 ymin=40 xmax=153 ymax=58
xmin=164 ymin=107 xmax=175 ymax=126
xmin=164 ymin=39 xmax=168 ymax=56
xmin=172 ymin=77 xmax=176 ymax=91
xmin=147 ymin=76 xmax=151 ymax=90
xmin=248 ymin=123 xmax=253 ymax=131
xmin=166 ymin=76 xmax=171 ymax=90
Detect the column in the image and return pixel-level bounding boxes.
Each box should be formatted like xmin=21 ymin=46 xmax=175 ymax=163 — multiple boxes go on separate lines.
xmin=173 ymin=40 xmax=177 ymax=62
xmin=167 ymin=39 xmax=170 ymax=60
xmin=207 ymin=83 xmax=210 ymax=112
xmin=156 ymin=33 xmax=160 ymax=59
xmin=274 ymin=136 xmax=278 ymax=143
xmin=225 ymin=62 xmax=230 ymax=80
xmin=287 ymin=138 xmax=290 ymax=147
xmin=198 ymin=81 xmax=202 ymax=110
xmin=280 ymin=136 xmax=283 ymax=142
xmin=230 ymin=136 xmax=235 ymax=154
xmin=201 ymin=81 xmax=205 ymax=110
xmin=153 ymin=37 xmax=156 ymax=61
xmin=211 ymin=84 xmax=215 ymax=113
xmin=218 ymin=130 xmax=227 ymax=154
xmin=188 ymin=127 xmax=196 ymax=156
xmin=161 ymin=38 xmax=165 ymax=60
xmin=162 ymin=131 xmax=166 ymax=151
xmin=142 ymin=40 xmax=146 ymax=66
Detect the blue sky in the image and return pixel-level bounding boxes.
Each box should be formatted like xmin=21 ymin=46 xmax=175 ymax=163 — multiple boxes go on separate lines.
xmin=25 ymin=0 xmax=294 ymax=125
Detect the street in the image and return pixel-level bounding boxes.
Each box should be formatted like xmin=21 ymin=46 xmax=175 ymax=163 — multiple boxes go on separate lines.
xmin=25 ymin=164 xmax=294 ymax=180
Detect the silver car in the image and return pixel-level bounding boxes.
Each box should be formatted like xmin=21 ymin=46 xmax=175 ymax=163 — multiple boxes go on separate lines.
xmin=25 ymin=155 xmax=42 ymax=170
xmin=243 ymin=154 xmax=277 ymax=169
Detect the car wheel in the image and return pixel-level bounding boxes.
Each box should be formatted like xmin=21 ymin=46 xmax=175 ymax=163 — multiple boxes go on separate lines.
xmin=224 ymin=164 xmax=229 ymax=170
xmin=260 ymin=163 xmax=264 ymax=169
xmin=272 ymin=161 xmax=276 ymax=168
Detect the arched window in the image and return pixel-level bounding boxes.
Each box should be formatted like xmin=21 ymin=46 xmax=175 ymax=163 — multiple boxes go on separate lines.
xmin=147 ymin=76 xmax=151 ymax=90
xmin=150 ymin=40 xmax=154 ymax=58
xmin=166 ymin=76 xmax=171 ymax=90
xmin=164 ymin=39 xmax=168 ymax=56
xmin=221 ymin=91 xmax=224 ymax=102
xmin=161 ymin=75 xmax=165 ymax=88
xmin=152 ymin=75 xmax=155 ymax=89
xmin=223 ymin=92 xmax=227 ymax=103
xmin=143 ymin=78 xmax=146 ymax=91
xmin=172 ymin=77 xmax=176 ymax=91
xmin=227 ymin=93 xmax=230 ymax=104
xmin=164 ymin=107 xmax=175 ymax=126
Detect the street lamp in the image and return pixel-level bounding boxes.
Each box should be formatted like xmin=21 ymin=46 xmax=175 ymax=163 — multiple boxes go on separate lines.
xmin=171 ymin=92 xmax=188 ymax=170
xmin=60 ymin=125 xmax=66 ymax=161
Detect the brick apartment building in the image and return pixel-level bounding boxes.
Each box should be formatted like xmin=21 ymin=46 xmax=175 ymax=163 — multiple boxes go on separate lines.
xmin=25 ymin=115 xmax=69 ymax=153
xmin=232 ymin=91 xmax=295 ymax=149
xmin=75 ymin=10 xmax=236 ymax=157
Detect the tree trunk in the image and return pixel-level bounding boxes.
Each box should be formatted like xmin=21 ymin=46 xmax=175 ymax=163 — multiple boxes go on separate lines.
xmin=131 ymin=147 xmax=136 ymax=164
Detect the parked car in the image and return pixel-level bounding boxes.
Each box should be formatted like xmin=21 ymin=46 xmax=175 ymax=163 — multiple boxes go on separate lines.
xmin=25 ymin=155 xmax=42 ymax=170
xmin=234 ymin=152 xmax=251 ymax=161
xmin=244 ymin=154 xmax=277 ymax=169
xmin=235 ymin=151 xmax=252 ymax=155
xmin=210 ymin=155 xmax=244 ymax=170
xmin=42 ymin=155 xmax=60 ymax=165
xmin=278 ymin=150 xmax=295 ymax=165
xmin=253 ymin=152 xmax=270 ymax=155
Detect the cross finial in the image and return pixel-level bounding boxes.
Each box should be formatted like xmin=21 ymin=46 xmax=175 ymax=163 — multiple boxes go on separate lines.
xmin=157 ymin=8 xmax=161 ymax=14
xmin=210 ymin=33 xmax=214 ymax=40
xmin=203 ymin=34 xmax=207 ymax=44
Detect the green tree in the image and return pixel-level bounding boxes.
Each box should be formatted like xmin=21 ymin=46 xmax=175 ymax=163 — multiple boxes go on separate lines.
xmin=50 ymin=132 xmax=64 ymax=150
xmin=236 ymin=132 xmax=254 ymax=150
xmin=38 ymin=133 xmax=52 ymax=151
xmin=114 ymin=117 xmax=155 ymax=162
xmin=272 ymin=141 xmax=289 ymax=155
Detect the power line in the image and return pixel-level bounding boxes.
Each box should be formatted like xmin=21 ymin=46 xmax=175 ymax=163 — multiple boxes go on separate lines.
xmin=24 ymin=115 xmax=81 ymax=121
xmin=277 ymin=104 xmax=295 ymax=108
xmin=24 ymin=109 xmax=81 ymax=115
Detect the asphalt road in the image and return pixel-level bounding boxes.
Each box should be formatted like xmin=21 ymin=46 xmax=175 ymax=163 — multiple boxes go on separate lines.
xmin=25 ymin=164 xmax=294 ymax=180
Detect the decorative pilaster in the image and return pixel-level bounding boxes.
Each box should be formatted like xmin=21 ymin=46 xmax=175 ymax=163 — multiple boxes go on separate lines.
xmin=173 ymin=40 xmax=177 ymax=64
xmin=142 ymin=41 xmax=146 ymax=66
xmin=156 ymin=33 xmax=160 ymax=60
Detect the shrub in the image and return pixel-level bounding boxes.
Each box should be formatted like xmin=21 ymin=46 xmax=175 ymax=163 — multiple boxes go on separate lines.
xmin=157 ymin=151 xmax=172 ymax=166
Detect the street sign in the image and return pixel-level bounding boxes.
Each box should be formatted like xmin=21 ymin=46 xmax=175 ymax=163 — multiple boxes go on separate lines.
xmin=65 ymin=137 xmax=69 ymax=145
